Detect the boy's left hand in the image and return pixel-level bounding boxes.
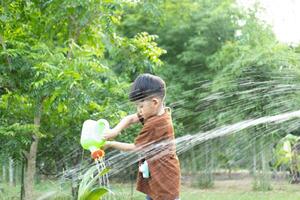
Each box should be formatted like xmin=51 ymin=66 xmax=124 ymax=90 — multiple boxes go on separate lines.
xmin=103 ymin=129 xmax=117 ymax=140
xmin=103 ymin=113 xmax=140 ymax=140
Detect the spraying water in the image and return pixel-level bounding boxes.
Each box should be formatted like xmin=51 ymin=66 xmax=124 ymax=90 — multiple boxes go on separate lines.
xmin=103 ymin=109 xmax=300 ymax=177
xmin=34 ymin=73 xmax=300 ymax=199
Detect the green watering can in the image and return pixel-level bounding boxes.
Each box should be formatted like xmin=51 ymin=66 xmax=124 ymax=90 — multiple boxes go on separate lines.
xmin=80 ymin=119 xmax=109 ymax=160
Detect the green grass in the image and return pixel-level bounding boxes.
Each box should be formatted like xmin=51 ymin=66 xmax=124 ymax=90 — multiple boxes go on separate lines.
xmin=181 ymin=186 xmax=300 ymax=200
xmin=0 ymin=180 xmax=72 ymax=200
xmin=181 ymin=179 xmax=300 ymax=200
xmin=1 ymin=179 xmax=300 ymax=200
xmin=110 ymin=180 xmax=300 ymax=200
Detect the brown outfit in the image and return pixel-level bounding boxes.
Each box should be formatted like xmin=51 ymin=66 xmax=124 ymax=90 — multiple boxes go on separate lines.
xmin=134 ymin=109 xmax=181 ymax=200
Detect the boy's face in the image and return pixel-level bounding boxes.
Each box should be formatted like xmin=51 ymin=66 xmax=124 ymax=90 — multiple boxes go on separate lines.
xmin=135 ymin=97 xmax=161 ymax=120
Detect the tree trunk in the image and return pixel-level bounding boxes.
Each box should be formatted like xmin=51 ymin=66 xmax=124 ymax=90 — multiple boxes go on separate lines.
xmin=24 ymin=136 xmax=39 ymax=200
xmin=0 ymin=35 xmax=12 ymax=67
xmin=190 ymin=147 xmax=197 ymax=173
xmin=9 ymin=157 xmax=14 ymax=186
xmin=71 ymin=175 xmax=79 ymax=200
xmin=2 ymin=163 xmax=6 ymax=183
xmin=257 ymin=135 xmax=271 ymax=190
xmin=228 ymin=168 xmax=232 ymax=179
xmin=21 ymin=158 xmax=26 ymax=200
xmin=261 ymin=144 xmax=266 ymax=172
xmin=252 ymin=140 xmax=257 ymax=176
xmin=24 ymin=104 xmax=42 ymax=200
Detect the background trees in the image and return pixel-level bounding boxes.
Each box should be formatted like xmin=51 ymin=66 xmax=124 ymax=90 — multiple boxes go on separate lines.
xmin=0 ymin=1 xmax=165 ymax=199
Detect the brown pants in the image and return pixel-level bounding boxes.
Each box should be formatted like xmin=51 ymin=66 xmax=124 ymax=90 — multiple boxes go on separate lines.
xmin=146 ymin=195 xmax=180 ymax=200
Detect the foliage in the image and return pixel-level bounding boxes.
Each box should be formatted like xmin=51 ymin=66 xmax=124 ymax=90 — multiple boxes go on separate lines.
xmin=273 ymin=134 xmax=300 ymax=167
xmin=118 ymin=0 xmax=300 ymax=188
xmin=272 ymin=134 xmax=300 ymax=183
xmin=0 ymin=0 xmax=166 ymax=198
xmin=78 ymin=165 xmax=111 ymax=200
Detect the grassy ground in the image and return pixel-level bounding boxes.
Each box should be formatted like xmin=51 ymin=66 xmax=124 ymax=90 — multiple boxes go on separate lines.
xmin=1 ymin=178 xmax=300 ymax=200
xmin=182 ymin=179 xmax=300 ymax=200
xmin=111 ymin=179 xmax=300 ymax=200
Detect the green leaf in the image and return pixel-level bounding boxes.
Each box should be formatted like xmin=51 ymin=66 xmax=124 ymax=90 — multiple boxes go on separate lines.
xmin=85 ymin=187 xmax=109 ymax=200
xmin=78 ymin=166 xmax=111 ymax=200
xmin=99 ymin=167 xmax=110 ymax=177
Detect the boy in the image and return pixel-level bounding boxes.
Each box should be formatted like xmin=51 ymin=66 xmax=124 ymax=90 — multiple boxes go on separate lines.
xmin=104 ymin=73 xmax=181 ymax=200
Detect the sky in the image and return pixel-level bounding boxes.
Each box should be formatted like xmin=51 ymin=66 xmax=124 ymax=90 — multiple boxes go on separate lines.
xmin=238 ymin=0 xmax=300 ymax=45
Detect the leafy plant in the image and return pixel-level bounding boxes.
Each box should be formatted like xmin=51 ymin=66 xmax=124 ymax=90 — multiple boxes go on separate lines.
xmin=252 ymin=172 xmax=273 ymax=191
xmin=273 ymin=134 xmax=300 ymax=183
xmin=78 ymin=165 xmax=111 ymax=200
xmin=192 ymin=172 xmax=214 ymax=189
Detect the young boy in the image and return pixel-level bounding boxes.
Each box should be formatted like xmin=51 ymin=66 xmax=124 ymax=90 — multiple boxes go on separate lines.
xmin=104 ymin=73 xmax=181 ymax=200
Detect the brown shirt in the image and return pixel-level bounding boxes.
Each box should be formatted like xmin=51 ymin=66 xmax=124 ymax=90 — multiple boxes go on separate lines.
xmin=134 ymin=108 xmax=181 ymax=200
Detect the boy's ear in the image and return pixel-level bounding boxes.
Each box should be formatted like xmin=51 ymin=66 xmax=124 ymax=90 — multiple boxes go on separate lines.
xmin=152 ymin=97 xmax=159 ymax=105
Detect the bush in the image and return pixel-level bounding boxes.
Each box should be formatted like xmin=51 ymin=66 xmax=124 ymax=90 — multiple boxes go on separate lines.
xmin=192 ymin=172 xmax=214 ymax=189
xmin=252 ymin=173 xmax=272 ymax=191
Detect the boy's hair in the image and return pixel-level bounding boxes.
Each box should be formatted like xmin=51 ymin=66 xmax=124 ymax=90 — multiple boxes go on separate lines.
xmin=129 ymin=73 xmax=166 ymax=102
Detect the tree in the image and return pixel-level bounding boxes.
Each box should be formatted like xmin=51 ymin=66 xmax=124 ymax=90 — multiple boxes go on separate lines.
xmin=0 ymin=1 xmax=165 ymax=199
xmin=118 ymin=0 xmax=300 ymax=189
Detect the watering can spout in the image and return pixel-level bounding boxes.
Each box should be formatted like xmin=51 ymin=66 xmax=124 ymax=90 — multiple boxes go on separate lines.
xmin=91 ymin=149 xmax=105 ymax=160
xmin=80 ymin=119 xmax=109 ymax=160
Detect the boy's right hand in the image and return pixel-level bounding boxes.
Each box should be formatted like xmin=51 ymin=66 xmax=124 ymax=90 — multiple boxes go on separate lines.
xmin=103 ymin=141 xmax=112 ymax=150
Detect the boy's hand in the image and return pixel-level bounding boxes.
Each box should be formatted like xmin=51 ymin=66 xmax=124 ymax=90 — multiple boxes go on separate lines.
xmin=103 ymin=141 xmax=112 ymax=150
xmin=128 ymin=113 xmax=140 ymax=124
xmin=103 ymin=129 xmax=117 ymax=140
xmin=103 ymin=141 xmax=136 ymax=152
xmin=103 ymin=113 xmax=140 ymax=140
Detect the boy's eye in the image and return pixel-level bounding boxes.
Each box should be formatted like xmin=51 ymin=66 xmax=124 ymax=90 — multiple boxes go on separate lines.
xmin=134 ymin=100 xmax=144 ymax=108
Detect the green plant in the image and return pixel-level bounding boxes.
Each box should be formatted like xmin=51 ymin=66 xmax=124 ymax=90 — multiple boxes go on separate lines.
xmin=252 ymin=173 xmax=273 ymax=191
xmin=77 ymin=165 xmax=111 ymax=200
xmin=273 ymin=134 xmax=300 ymax=183
xmin=192 ymin=172 xmax=214 ymax=189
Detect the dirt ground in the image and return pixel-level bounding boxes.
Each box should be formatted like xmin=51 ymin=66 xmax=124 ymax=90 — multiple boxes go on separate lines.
xmin=182 ymin=170 xmax=296 ymax=189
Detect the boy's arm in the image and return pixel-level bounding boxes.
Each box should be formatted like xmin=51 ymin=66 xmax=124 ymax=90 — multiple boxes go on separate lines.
xmin=105 ymin=141 xmax=136 ymax=151
xmin=104 ymin=113 xmax=140 ymax=140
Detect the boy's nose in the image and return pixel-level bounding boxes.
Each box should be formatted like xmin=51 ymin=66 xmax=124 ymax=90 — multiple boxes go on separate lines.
xmin=138 ymin=110 xmax=143 ymax=116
